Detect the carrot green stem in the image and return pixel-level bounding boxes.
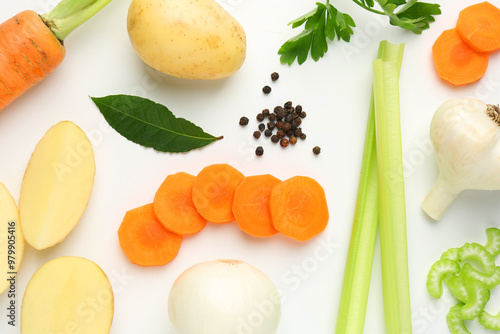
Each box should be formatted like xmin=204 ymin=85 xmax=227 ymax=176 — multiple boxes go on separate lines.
xmin=41 ymin=0 xmax=112 ymax=41
xmin=335 ymin=41 xmax=404 ymax=334
xmin=372 ymin=41 xmax=411 ymax=334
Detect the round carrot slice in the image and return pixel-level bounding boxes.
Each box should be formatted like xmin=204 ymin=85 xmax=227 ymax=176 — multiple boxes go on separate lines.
xmin=270 ymin=176 xmax=329 ymax=241
xmin=456 ymin=1 xmax=500 ymax=53
xmin=192 ymin=163 xmax=244 ymax=223
xmin=154 ymin=172 xmax=207 ymax=235
xmin=432 ymin=28 xmax=489 ymax=86
xmin=118 ymin=204 xmax=182 ymax=267
xmin=232 ymin=174 xmax=281 ymax=238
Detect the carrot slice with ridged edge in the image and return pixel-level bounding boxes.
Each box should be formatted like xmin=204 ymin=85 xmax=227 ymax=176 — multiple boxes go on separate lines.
xmin=118 ymin=203 xmax=182 ymax=267
xmin=154 ymin=172 xmax=207 ymax=235
xmin=270 ymin=176 xmax=329 ymax=241
xmin=192 ymin=163 xmax=245 ymax=223
xmin=432 ymin=28 xmax=489 ymax=86
xmin=456 ymin=1 xmax=500 ymax=53
xmin=232 ymin=174 xmax=281 ymax=238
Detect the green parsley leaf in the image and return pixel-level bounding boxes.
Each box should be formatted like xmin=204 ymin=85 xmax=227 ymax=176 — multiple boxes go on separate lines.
xmin=278 ymin=3 xmax=355 ymax=65
xmin=91 ymin=95 xmax=223 ymax=153
xmin=391 ymin=2 xmax=442 ymax=33
xmin=279 ymin=0 xmax=440 ymax=65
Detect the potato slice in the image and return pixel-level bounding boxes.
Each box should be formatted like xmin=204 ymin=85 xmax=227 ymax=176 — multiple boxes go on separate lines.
xmin=21 ymin=256 xmax=114 ymax=334
xmin=0 ymin=182 xmax=25 ymax=295
xmin=19 ymin=121 xmax=95 ymax=250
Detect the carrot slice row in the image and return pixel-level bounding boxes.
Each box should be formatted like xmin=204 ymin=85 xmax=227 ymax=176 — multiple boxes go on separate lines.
xmin=118 ymin=165 xmax=330 ymax=266
xmin=432 ymin=2 xmax=500 ymax=86
xmin=232 ymin=174 xmax=281 ymax=238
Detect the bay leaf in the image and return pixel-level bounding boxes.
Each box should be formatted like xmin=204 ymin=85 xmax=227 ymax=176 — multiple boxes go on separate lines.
xmin=91 ymin=95 xmax=222 ymax=153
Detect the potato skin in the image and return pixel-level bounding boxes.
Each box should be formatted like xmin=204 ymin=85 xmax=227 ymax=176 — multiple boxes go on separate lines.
xmin=127 ymin=0 xmax=247 ymax=80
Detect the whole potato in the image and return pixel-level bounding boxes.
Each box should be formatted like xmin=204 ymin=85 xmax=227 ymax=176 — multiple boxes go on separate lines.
xmin=127 ymin=0 xmax=247 ymax=80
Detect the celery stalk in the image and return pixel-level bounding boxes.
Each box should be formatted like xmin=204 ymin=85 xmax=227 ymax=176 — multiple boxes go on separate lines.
xmin=334 ymin=84 xmax=379 ymax=334
xmin=372 ymin=43 xmax=411 ymax=334
xmin=41 ymin=0 xmax=113 ymax=41
xmin=335 ymin=41 xmax=404 ymax=334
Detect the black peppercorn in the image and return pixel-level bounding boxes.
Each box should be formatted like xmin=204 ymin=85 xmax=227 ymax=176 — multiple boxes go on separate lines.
xmin=264 ymin=129 xmax=273 ymax=137
xmin=276 ymin=121 xmax=284 ymax=129
xmin=262 ymin=109 xmax=270 ymax=117
xmin=262 ymin=85 xmax=271 ymax=94
xmin=295 ymin=105 xmax=303 ymax=113
xmin=313 ymin=146 xmax=321 ymax=155
xmin=293 ymin=118 xmax=302 ymax=127
xmin=300 ymin=133 xmax=307 ymax=140
xmin=253 ymin=131 xmax=261 ymax=139
xmin=255 ymin=146 xmax=264 ymax=156
xmin=239 ymin=116 xmax=249 ymax=126
xmin=280 ymin=138 xmax=289 ymax=147
xmin=284 ymin=101 xmax=293 ymax=109
xmin=292 ymin=112 xmax=299 ymax=119
xmin=284 ymin=115 xmax=294 ymax=124
xmin=268 ymin=114 xmax=276 ymax=122
xmin=258 ymin=123 xmax=265 ymax=131
xmin=285 ymin=130 xmax=294 ymax=137
xmin=300 ymin=111 xmax=307 ymax=118
xmin=256 ymin=113 xmax=265 ymax=122
xmin=276 ymin=129 xmax=285 ymax=138
xmin=294 ymin=128 xmax=302 ymax=137
xmin=271 ymin=135 xmax=279 ymax=143
xmin=267 ymin=121 xmax=276 ymax=130
xmin=277 ymin=110 xmax=286 ymax=120
xmin=283 ymin=122 xmax=292 ymax=132
xmin=271 ymin=72 xmax=279 ymax=81
xmin=289 ymin=136 xmax=298 ymax=145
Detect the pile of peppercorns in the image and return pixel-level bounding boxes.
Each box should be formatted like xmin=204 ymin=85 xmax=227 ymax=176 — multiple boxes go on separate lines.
xmin=239 ymin=72 xmax=321 ymax=156
xmin=240 ymin=102 xmax=307 ymax=156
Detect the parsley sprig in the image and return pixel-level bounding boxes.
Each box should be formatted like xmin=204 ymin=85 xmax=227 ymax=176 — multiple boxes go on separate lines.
xmin=278 ymin=0 xmax=441 ymax=65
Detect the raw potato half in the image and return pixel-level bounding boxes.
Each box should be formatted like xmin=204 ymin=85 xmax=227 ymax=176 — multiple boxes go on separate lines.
xmin=0 ymin=182 xmax=25 ymax=295
xmin=21 ymin=256 xmax=114 ymax=334
xmin=19 ymin=121 xmax=95 ymax=250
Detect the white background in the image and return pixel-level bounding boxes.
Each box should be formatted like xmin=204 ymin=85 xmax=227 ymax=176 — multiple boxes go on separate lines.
xmin=0 ymin=0 xmax=500 ymax=333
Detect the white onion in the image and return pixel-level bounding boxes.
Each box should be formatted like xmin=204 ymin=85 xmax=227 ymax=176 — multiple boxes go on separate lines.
xmin=168 ymin=259 xmax=281 ymax=334
xmin=422 ymin=98 xmax=500 ymax=220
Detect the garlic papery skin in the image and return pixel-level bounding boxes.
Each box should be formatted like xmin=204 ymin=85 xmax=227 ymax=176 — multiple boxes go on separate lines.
xmin=168 ymin=259 xmax=281 ymax=334
xmin=422 ymin=98 xmax=500 ymax=220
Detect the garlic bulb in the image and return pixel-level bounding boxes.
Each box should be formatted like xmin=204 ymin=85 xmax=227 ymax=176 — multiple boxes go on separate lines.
xmin=422 ymin=98 xmax=500 ymax=220
xmin=168 ymin=259 xmax=281 ymax=334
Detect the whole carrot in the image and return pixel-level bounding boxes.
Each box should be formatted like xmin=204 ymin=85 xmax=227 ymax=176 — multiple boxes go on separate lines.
xmin=0 ymin=0 xmax=112 ymax=111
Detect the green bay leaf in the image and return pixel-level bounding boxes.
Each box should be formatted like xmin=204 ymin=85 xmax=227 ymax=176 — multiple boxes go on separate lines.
xmin=91 ymin=95 xmax=222 ymax=153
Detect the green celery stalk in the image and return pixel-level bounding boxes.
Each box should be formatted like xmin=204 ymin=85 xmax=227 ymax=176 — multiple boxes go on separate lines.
xmin=334 ymin=83 xmax=379 ymax=334
xmin=372 ymin=43 xmax=411 ymax=334
xmin=335 ymin=41 xmax=404 ymax=334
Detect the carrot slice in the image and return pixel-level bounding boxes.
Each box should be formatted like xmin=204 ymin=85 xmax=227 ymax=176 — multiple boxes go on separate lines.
xmin=118 ymin=203 xmax=182 ymax=267
xmin=232 ymin=174 xmax=281 ymax=238
xmin=432 ymin=28 xmax=489 ymax=86
xmin=192 ymin=164 xmax=245 ymax=223
xmin=270 ymin=176 xmax=329 ymax=241
xmin=153 ymin=172 xmax=207 ymax=235
xmin=456 ymin=2 xmax=500 ymax=53
xmin=0 ymin=10 xmax=65 ymax=111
